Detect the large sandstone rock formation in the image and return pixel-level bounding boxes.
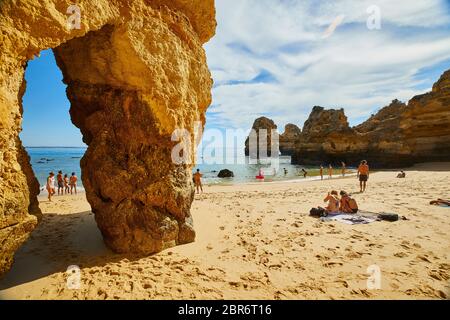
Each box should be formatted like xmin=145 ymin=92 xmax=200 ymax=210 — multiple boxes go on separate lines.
xmin=291 ymin=70 xmax=450 ymax=167
xmin=245 ymin=70 xmax=450 ymax=168
xmin=279 ymin=124 xmax=301 ymax=156
xmin=0 ymin=0 xmax=216 ymax=276
xmin=244 ymin=116 xmax=279 ymax=158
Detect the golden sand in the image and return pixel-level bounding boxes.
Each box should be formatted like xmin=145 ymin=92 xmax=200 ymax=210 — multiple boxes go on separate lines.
xmin=0 ymin=163 xmax=449 ymax=300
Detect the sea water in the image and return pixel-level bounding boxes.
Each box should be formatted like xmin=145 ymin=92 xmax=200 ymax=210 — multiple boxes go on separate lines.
xmin=26 ymin=147 xmax=327 ymax=190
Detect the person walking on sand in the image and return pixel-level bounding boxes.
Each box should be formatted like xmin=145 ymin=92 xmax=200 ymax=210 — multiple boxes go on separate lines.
xmin=357 ymin=160 xmax=370 ymax=192
xmin=193 ymin=169 xmax=203 ymax=194
xmin=64 ymin=174 xmax=70 ymax=194
xmin=46 ymin=172 xmax=56 ymax=201
xmin=328 ymin=164 xmax=333 ymax=179
xmin=70 ymin=172 xmax=78 ymax=195
xmin=57 ymin=170 xmax=64 ymax=195
xmin=341 ymin=162 xmax=346 ymax=177
xmin=320 ymin=165 xmax=324 ymax=180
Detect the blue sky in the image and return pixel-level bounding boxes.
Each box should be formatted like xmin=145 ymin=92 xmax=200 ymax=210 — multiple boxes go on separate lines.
xmin=21 ymin=49 xmax=84 ymax=147
xmin=20 ymin=0 xmax=450 ymax=147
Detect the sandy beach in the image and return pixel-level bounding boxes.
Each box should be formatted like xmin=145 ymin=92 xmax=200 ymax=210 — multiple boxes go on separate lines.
xmin=0 ymin=163 xmax=449 ymax=300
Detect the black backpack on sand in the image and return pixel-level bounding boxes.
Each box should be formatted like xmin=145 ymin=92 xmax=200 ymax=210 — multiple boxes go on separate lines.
xmin=310 ymin=207 xmax=327 ymax=218
xmin=378 ymin=213 xmax=399 ymax=222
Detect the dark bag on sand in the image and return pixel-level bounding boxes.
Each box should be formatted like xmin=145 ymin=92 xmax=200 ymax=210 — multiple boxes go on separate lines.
xmin=310 ymin=207 xmax=326 ymax=217
xmin=378 ymin=213 xmax=399 ymax=222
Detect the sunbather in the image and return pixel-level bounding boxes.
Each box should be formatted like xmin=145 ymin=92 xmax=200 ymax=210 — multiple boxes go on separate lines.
xmin=323 ymin=190 xmax=340 ymax=213
xmin=430 ymin=199 xmax=450 ymax=206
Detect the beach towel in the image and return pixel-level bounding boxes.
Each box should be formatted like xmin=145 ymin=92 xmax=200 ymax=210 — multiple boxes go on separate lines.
xmin=320 ymin=213 xmax=377 ymax=225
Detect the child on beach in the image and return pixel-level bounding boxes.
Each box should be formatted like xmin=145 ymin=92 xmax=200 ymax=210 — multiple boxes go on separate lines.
xmin=64 ymin=174 xmax=70 ymax=194
xmin=193 ymin=169 xmax=203 ymax=194
xmin=323 ymin=190 xmax=340 ymax=213
xmin=357 ymin=160 xmax=370 ymax=192
xmin=70 ymin=172 xmax=78 ymax=195
xmin=46 ymin=172 xmax=56 ymax=201
xmin=57 ymin=170 xmax=64 ymax=195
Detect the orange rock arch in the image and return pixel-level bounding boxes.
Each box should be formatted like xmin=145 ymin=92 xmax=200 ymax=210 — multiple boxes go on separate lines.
xmin=0 ymin=0 xmax=216 ymax=276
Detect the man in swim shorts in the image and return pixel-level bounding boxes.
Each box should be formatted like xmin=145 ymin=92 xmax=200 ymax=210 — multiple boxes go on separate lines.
xmin=193 ymin=169 xmax=203 ymax=194
xmin=57 ymin=170 xmax=64 ymax=195
xmin=357 ymin=160 xmax=370 ymax=192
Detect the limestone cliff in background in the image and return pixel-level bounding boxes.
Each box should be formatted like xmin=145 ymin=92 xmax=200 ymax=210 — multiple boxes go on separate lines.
xmin=279 ymin=124 xmax=301 ymax=156
xmin=291 ymin=70 xmax=450 ymax=167
xmin=0 ymin=0 xmax=216 ymax=276
xmin=245 ymin=69 xmax=450 ymax=168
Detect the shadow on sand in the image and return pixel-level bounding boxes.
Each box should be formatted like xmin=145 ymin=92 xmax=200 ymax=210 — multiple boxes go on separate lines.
xmin=0 ymin=210 xmax=145 ymax=291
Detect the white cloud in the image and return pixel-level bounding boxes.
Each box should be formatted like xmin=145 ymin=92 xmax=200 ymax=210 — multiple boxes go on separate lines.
xmin=204 ymin=0 xmax=450 ymax=133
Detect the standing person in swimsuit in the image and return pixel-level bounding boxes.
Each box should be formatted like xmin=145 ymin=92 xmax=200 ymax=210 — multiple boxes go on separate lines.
xmin=57 ymin=170 xmax=64 ymax=195
xmin=64 ymin=174 xmax=70 ymax=194
xmin=328 ymin=164 xmax=333 ymax=179
xmin=320 ymin=165 xmax=324 ymax=180
xmin=357 ymin=160 xmax=370 ymax=192
xmin=46 ymin=172 xmax=56 ymax=201
xmin=193 ymin=169 xmax=203 ymax=194
xmin=341 ymin=162 xmax=346 ymax=177
xmin=70 ymin=172 xmax=78 ymax=195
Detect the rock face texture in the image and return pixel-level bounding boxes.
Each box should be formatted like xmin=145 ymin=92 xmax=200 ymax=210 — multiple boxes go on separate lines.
xmin=291 ymin=70 xmax=450 ymax=167
xmin=0 ymin=0 xmax=216 ymax=276
xmin=217 ymin=169 xmax=234 ymax=178
xmin=279 ymin=124 xmax=301 ymax=156
xmin=246 ymin=70 xmax=450 ymax=168
xmin=244 ymin=117 xmax=279 ymax=158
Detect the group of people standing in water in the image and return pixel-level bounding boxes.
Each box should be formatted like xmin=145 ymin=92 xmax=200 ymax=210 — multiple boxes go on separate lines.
xmin=46 ymin=171 xmax=78 ymax=201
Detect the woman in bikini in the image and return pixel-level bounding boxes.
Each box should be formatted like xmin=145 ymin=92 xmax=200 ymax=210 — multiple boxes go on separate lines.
xmin=46 ymin=172 xmax=56 ymax=201
xmin=70 ymin=172 xmax=78 ymax=195
xmin=323 ymin=190 xmax=340 ymax=213
xmin=64 ymin=174 xmax=70 ymax=194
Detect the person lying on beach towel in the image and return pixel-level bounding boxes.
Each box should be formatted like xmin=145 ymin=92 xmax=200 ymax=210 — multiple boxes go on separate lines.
xmin=430 ymin=199 xmax=450 ymax=206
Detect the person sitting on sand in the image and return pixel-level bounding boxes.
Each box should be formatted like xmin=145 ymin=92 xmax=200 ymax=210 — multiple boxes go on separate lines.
xmin=357 ymin=160 xmax=370 ymax=192
xmin=193 ymin=169 xmax=203 ymax=194
xmin=339 ymin=191 xmax=358 ymax=213
xmin=328 ymin=164 xmax=333 ymax=179
xmin=323 ymin=190 xmax=340 ymax=213
xmin=320 ymin=165 xmax=324 ymax=180
xmin=430 ymin=199 xmax=450 ymax=206
xmin=397 ymin=171 xmax=406 ymax=178
xmin=64 ymin=174 xmax=70 ymax=194
xmin=57 ymin=170 xmax=64 ymax=196
xmin=70 ymin=172 xmax=78 ymax=195
xmin=46 ymin=172 xmax=56 ymax=201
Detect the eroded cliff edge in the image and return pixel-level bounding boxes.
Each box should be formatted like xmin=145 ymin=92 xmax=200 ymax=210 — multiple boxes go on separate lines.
xmin=0 ymin=0 xmax=216 ymax=276
xmin=246 ymin=69 xmax=450 ymax=168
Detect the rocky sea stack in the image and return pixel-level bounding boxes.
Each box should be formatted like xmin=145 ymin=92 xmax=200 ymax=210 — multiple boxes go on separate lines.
xmin=246 ymin=69 xmax=450 ymax=168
